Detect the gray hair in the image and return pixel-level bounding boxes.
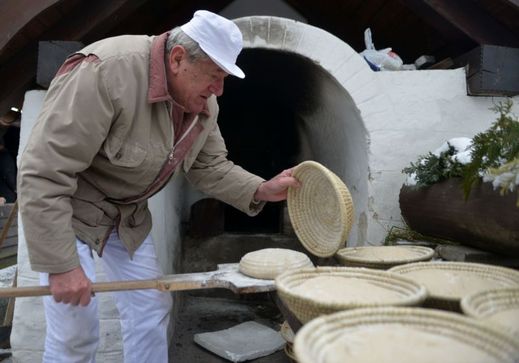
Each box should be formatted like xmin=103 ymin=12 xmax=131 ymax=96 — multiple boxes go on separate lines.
xmin=166 ymin=27 xmax=209 ymax=62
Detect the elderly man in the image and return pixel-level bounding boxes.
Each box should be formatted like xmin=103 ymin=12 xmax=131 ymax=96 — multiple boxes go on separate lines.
xmin=18 ymin=10 xmax=299 ymax=363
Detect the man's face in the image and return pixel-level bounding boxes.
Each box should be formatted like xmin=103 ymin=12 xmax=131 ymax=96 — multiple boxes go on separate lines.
xmin=167 ymin=46 xmax=228 ymax=114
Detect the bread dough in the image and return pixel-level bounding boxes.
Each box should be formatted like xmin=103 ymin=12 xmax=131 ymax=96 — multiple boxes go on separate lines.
xmin=340 ymin=246 xmax=431 ymax=262
xmin=322 ymin=325 xmax=499 ymax=363
xmin=291 ymin=276 xmax=403 ymax=304
xmin=484 ymin=309 xmax=519 ymax=336
xmin=239 ymin=248 xmax=313 ymax=280
xmin=402 ymin=270 xmax=511 ymax=299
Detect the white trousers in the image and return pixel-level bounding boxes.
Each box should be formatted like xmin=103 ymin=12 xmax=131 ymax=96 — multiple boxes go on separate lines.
xmin=39 ymin=231 xmax=173 ymax=363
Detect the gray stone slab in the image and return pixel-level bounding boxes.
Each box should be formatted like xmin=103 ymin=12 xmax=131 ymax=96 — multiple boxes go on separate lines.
xmin=194 ymin=321 xmax=285 ymax=362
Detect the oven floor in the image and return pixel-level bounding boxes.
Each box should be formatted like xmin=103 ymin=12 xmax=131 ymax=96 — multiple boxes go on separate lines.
xmin=169 ymin=290 xmax=291 ymax=363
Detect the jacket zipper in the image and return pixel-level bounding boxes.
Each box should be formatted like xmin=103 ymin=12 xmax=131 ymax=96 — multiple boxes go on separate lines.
xmin=116 ymin=101 xmax=197 ymax=204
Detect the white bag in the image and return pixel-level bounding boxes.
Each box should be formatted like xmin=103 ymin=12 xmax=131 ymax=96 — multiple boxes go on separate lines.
xmin=360 ymin=28 xmax=403 ymax=71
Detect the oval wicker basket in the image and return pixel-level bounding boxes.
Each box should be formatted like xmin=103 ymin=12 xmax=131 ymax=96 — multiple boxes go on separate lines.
xmin=389 ymin=262 xmax=519 ymax=311
xmin=461 ymin=288 xmax=519 ymax=337
xmin=275 ymin=266 xmax=427 ymax=324
xmin=335 ymin=245 xmax=435 ymax=269
xmin=287 ymin=161 xmax=354 ymax=257
xmin=294 ymin=307 xmax=519 ymax=363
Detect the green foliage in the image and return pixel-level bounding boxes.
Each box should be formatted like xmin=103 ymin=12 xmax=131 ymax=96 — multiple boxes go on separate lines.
xmin=402 ymin=99 xmax=519 ymax=199
xmin=384 ymin=226 xmax=458 ymax=246
xmin=462 ymin=99 xmax=519 ymax=198
xmin=402 ymin=145 xmax=466 ymax=188
xmin=483 ymin=158 xmax=519 ymax=206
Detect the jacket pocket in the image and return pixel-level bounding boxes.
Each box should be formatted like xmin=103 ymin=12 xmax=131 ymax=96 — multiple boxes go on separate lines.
xmin=71 ymin=198 xmax=105 ymax=227
xmin=104 ymin=134 xmax=147 ymax=168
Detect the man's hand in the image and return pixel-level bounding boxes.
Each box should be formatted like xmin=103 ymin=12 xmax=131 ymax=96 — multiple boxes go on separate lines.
xmin=254 ymin=167 xmax=301 ymax=202
xmin=49 ymin=266 xmax=93 ymax=306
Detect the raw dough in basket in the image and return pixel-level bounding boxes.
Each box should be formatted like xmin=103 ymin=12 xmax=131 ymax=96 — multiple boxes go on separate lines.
xmin=323 ymin=325 xmax=499 ymax=363
xmin=239 ymin=248 xmax=313 ymax=280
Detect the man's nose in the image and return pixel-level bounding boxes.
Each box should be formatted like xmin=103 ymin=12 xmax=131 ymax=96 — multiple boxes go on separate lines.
xmin=209 ymin=79 xmax=224 ymax=96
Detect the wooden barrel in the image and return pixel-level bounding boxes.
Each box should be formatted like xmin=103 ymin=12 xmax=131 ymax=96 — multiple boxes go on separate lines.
xmin=399 ymin=178 xmax=519 ymax=256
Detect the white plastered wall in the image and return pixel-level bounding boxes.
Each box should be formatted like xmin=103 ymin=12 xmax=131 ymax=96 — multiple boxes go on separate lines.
xmin=11 ymin=16 xmax=519 ymax=362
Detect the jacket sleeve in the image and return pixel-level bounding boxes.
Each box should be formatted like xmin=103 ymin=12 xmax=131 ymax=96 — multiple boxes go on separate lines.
xmin=18 ymin=60 xmax=115 ymax=273
xmin=185 ymin=122 xmax=266 ymax=216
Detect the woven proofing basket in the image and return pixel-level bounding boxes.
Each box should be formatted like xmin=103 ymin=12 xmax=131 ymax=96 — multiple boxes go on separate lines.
xmin=287 ymin=161 xmax=354 ymax=257
xmin=239 ymin=248 xmax=314 ymax=280
xmin=294 ymin=307 xmax=519 ymax=363
xmin=275 ymin=266 xmax=427 ymax=324
xmin=389 ymin=262 xmax=519 ymax=312
xmin=335 ymin=245 xmax=435 ymax=269
xmin=461 ymin=288 xmax=519 ymax=336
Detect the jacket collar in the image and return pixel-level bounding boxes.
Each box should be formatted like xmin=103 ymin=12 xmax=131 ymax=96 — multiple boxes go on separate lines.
xmin=148 ymin=32 xmax=209 ymax=117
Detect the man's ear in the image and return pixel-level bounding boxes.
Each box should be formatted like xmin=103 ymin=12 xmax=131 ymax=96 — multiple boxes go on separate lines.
xmin=168 ymin=45 xmax=186 ymax=74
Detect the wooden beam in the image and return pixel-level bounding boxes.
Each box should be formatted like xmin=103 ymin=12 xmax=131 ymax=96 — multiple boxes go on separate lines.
xmin=106 ymin=0 xmax=235 ymax=38
xmin=0 ymin=0 xmax=61 ymax=51
xmin=401 ymin=0 xmax=519 ymax=47
xmin=0 ymin=0 xmax=146 ymax=116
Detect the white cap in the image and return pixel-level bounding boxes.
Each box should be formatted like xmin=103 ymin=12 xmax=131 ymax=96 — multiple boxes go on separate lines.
xmin=181 ymin=10 xmax=245 ymax=79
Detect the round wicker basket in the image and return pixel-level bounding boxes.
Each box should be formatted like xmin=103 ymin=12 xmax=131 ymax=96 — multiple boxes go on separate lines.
xmin=239 ymin=248 xmax=313 ymax=280
xmin=389 ymin=262 xmax=519 ymax=311
xmin=287 ymin=161 xmax=354 ymax=257
xmin=335 ymin=245 xmax=435 ymax=269
xmin=275 ymin=266 xmax=426 ymax=324
xmin=461 ymin=288 xmax=519 ymax=337
xmin=284 ymin=342 xmax=298 ymax=363
xmin=280 ymin=321 xmax=298 ymax=363
xmin=294 ymin=307 xmax=519 ymax=363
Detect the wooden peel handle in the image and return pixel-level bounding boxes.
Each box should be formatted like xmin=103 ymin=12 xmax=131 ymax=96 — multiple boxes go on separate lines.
xmin=0 ymin=279 xmax=161 ymax=298
xmin=0 ymin=264 xmax=270 ymax=298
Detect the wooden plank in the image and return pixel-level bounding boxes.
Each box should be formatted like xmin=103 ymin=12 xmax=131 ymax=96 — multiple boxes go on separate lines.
xmin=105 ymin=0 xmax=233 ymax=38
xmin=0 ymin=238 xmax=17 ymax=249
xmin=0 ymin=264 xmax=275 ymax=298
xmin=456 ymin=45 xmax=519 ymax=96
xmin=478 ymin=0 xmax=519 ymax=35
xmin=402 ymin=0 xmax=519 ymax=47
xmin=0 ymin=0 xmax=146 ymax=116
xmin=3 ymin=268 xmax=17 ymax=327
xmin=0 ymin=202 xmax=17 ymax=249
xmin=398 ymin=0 xmax=469 ymax=43
xmin=0 ymin=246 xmax=17 ymax=260
xmin=0 ymin=0 xmax=60 ymax=51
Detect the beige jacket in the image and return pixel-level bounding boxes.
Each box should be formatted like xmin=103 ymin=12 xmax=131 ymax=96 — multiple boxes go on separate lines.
xmin=18 ymin=33 xmax=265 ymax=273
